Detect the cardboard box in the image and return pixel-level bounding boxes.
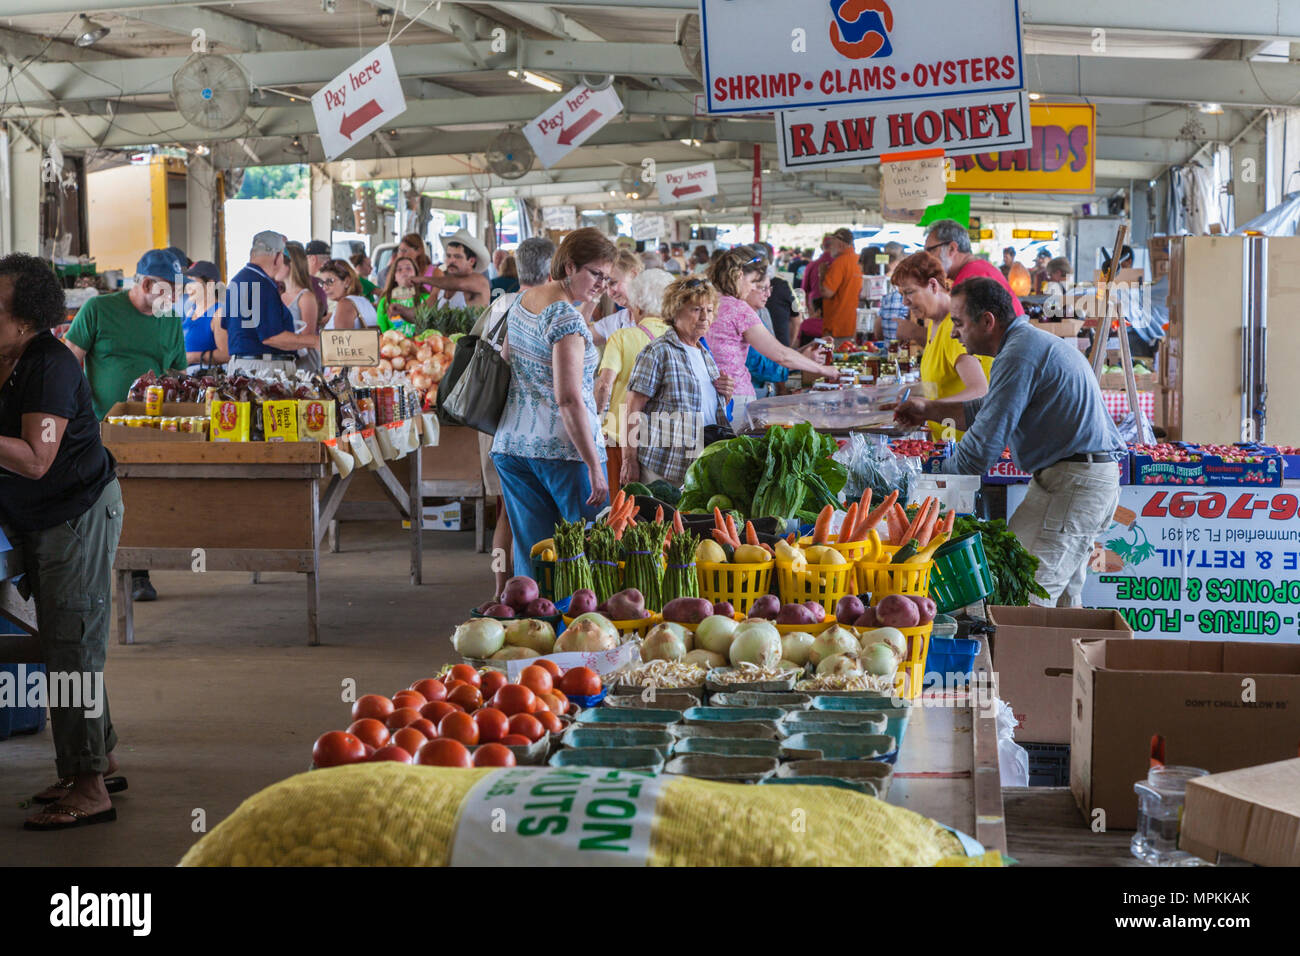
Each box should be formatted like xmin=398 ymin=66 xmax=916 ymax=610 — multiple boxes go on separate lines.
xmin=1100 ymin=372 xmax=1157 ymax=391
xmin=989 ymin=606 xmax=1133 ymax=744
xmin=1037 ymin=319 xmax=1084 ymax=337
xmin=101 ymin=401 xmax=208 ymax=442
xmin=1180 ymin=759 xmax=1300 ymax=867
xmin=402 ymin=502 xmax=466 ymax=531
xmin=1071 ymin=639 xmax=1300 ymax=829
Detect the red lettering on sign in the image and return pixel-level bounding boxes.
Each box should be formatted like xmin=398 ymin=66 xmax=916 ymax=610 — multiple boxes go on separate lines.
xmin=841 ymin=116 xmax=875 ymax=151
xmin=1227 ymin=494 xmax=1255 ymax=519
xmin=889 ymin=112 xmax=914 ymax=148
xmin=1142 ymin=492 xmax=1169 ymax=518
xmin=1269 ymin=494 xmax=1298 ymax=521
xmin=790 ymin=124 xmax=816 ymax=157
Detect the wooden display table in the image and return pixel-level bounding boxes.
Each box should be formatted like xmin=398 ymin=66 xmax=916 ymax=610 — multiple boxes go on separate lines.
xmin=109 ymin=439 xmax=424 ymax=647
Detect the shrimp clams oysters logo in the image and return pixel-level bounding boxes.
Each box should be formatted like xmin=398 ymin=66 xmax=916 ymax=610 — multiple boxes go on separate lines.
xmin=829 ymin=0 xmax=894 ymax=60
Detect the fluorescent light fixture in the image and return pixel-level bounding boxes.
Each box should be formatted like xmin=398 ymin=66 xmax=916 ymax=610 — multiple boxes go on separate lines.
xmin=1028 ymin=92 xmax=1042 ymax=101
xmin=509 ymin=70 xmax=563 ymax=93
xmin=74 ymin=15 xmax=110 ymax=47
xmin=1200 ymin=103 xmax=1223 ymax=115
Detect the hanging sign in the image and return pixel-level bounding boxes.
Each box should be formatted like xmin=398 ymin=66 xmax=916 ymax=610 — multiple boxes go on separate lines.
xmin=311 ymin=43 xmax=407 ymax=162
xmin=543 ymin=205 xmax=578 ymax=231
xmin=630 ymin=214 xmax=668 ymax=241
xmin=880 ymin=151 xmax=948 ymax=210
xmin=700 ymin=0 xmax=1024 ymax=114
xmin=657 ymin=162 xmax=718 ymax=204
xmin=523 ymin=84 xmax=624 ymax=168
xmin=949 ymin=103 xmax=1095 ymax=193
xmin=777 ymin=90 xmax=1029 ymax=171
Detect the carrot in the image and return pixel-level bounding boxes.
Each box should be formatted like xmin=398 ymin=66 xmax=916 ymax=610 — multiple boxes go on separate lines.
xmin=891 ymin=502 xmax=909 ymax=542
xmin=812 ymin=504 xmax=834 ymax=545
xmin=611 ymin=489 xmax=625 ymax=517
xmin=760 ymin=542 xmax=775 ymax=556
xmin=745 ymin=520 xmax=759 ymax=546
xmin=840 ymin=502 xmax=858 ymax=542
xmin=916 ymin=502 xmax=940 ymax=548
xmin=654 ymin=504 xmax=664 ymax=524
xmin=786 ymin=532 xmax=796 ymax=544
xmin=852 ymin=490 xmax=872 ymax=539
xmin=725 ymin=514 xmax=740 ymax=547
xmin=906 ymin=497 xmax=934 ymax=544
xmin=862 ymin=489 xmax=898 ymax=536
xmin=713 ymin=506 xmax=726 ymax=534
xmin=672 ymin=510 xmax=684 ymax=535
xmin=711 ymin=528 xmax=732 ymax=546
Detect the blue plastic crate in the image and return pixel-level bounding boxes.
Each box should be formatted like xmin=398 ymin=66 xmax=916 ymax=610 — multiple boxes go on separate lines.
xmin=0 ymin=661 xmax=47 ymax=740
xmin=923 ymin=636 xmax=981 ymax=689
xmin=1022 ymin=742 xmax=1070 ymax=787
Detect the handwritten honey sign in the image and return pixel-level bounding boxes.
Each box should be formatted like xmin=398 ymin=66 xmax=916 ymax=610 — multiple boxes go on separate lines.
xmin=881 ymin=155 xmax=948 ymax=210
xmin=322 ymin=329 xmax=380 ymax=366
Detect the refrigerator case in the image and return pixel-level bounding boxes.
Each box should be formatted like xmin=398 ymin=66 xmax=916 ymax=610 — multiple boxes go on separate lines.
xmin=1165 ymin=236 xmax=1300 ymax=444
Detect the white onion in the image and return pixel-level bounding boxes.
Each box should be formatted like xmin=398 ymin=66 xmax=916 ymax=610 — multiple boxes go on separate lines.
xmin=728 ymin=621 xmax=782 ymax=668
xmin=862 ymin=643 xmax=900 ymax=677
xmin=862 ymin=626 xmax=906 ymax=660
xmin=503 ymin=618 xmax=556 ymax=654
xmin=683 ymin=649 xmax=726 ymax=669
xmin=780 ymin=631 xmax=816 ymax=666
xmin=491 ymin=646 xmax=539 ymax=660
xmin=641 ymin=622 xmax=688 ymax=661
xmin=555 ymin=613 xmax=618 ymax=652
xmin=453 ymin=618 xmax=505 ymax=658
xmin=695 ymin=614 xmax=739 ymax=656
xmin=809 ymin=625 xmax=861 ymax=667
xmin=816 ymin=652 xmax=862 ymax=676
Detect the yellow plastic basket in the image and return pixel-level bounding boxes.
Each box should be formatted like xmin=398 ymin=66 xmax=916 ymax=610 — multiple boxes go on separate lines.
xmin=775 ymin=558 xmax=853 ymax=616
xmin=894 ymin=622 xmax=932 ymax=699
xmin=857 ymin=544 xmax=934 ymax=600
xmin=799 ymin=530 xmax=882 ymax=592
xmin=696 ymin=561 xmax=774 ymax=616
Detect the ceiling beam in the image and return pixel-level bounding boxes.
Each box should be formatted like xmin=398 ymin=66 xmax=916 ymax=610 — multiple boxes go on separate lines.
xmin=0 ymin=25 xmax=113 ymax=62
xmin=490 ymin=3 xmax=605 ymax=41
xmin=16 ymin=44 xmax=1300 ymax=110
xmin=120 ymin=7 xmax=321 ymax=53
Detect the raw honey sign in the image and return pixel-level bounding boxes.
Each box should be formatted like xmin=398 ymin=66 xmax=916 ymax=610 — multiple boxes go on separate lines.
xmin=948 ymin=103 xmax=1095 ymax=193
xmin=322 ymin=329 xmax=379 ymax=366
xmin=1009 ymin=484 xmax=1300 ymax=642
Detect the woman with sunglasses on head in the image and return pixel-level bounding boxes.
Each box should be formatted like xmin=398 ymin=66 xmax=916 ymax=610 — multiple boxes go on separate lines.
xmin=318 ymin=259 xmax=378 ymax=330
xmin=491 ymin=227 xmax=616 ymax=579
xmin=890 ymin=251 xmax=991 ymax=440
xmin=705 ymin=247 xmax=840 ymax=428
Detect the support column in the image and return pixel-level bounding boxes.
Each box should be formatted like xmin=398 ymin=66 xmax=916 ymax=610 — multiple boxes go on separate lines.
xmin=1231 ymin=125 xmax=1268 ymax=227
xmin=309 ymin=164 xmax=333 ymax=244
xmin=3 ymin=125 xmax=43 ymax=256
xmin=185 ymin=155 xmax=217 ymax=265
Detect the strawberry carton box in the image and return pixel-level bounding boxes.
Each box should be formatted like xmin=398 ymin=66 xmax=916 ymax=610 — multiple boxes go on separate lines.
xmin=1129 ymin=443 xmax=1282 ymax=487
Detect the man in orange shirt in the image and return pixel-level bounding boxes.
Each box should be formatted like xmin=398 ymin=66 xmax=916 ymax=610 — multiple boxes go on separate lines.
xmin=819 ymin=227 xmax=864 ymax=343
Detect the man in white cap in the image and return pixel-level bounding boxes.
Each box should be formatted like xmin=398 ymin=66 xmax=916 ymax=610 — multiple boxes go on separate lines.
xmin=424 ymin=229 xmax=491 ymax=309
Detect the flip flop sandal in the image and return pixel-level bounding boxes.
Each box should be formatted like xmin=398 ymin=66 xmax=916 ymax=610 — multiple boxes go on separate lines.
xmin=24 ymin=804 xmax=117 ymax=831
xmin=32 ymin=776 xmax=128 ymax=804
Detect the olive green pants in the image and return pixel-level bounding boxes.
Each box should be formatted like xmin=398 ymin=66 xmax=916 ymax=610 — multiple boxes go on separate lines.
xmin=20 ymin=479 xmax=123 ymax=777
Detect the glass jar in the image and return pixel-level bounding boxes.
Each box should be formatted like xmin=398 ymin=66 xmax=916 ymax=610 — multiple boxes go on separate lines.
xmin=1131 ymin=765 xmax=1212 ymax=866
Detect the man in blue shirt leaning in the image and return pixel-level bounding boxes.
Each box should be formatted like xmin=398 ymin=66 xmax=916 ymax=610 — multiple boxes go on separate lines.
xmin=220 ymin=231 xmax=320 ymax=377
xmin=894 ymin=277 xmax=1125 ymax=607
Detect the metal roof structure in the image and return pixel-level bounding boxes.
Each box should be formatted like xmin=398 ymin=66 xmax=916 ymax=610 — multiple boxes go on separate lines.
xmin=0 ymin=0 xmax=1295 ymax=223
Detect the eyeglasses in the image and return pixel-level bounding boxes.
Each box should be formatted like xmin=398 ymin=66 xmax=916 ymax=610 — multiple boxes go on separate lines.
xmin=320 ymin=277 xmax=339 ymax=287
xmin=924 ymin=242 xmax=950 ymax=255
xmin=682 ymin=278 xmax=709 ymax=289
xmin=583 ymin=266 xmax=611 ymax=286
xmin=742 ymin=253 xmax=765 ymax=266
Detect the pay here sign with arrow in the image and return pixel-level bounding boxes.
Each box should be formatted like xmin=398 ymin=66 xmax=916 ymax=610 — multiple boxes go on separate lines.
xmin=311 ymin=43 xmax=407 ymax=162
xmin=657 ymin=162 xmax=719 ymax=204
xmin=523 ymin=84 xmax=623 ymax=168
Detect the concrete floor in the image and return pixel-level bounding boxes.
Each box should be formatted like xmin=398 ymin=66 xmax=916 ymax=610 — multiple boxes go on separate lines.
xmin=0 ymin=522 xmax=481 ymax=866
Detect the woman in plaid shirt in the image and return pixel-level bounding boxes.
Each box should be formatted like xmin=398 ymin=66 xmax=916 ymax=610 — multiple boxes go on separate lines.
xmin=620 ymin=277 xmax=736 ymax=486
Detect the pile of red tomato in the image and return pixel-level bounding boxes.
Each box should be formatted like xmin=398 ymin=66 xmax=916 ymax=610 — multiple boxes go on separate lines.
xmin=312 ymin=662 xmax=604 ymax=770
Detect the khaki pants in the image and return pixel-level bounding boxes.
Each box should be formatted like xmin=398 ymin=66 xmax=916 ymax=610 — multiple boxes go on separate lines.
xmin=1007 ymin=461 xmax=1120 ymax=608
xmin=20 ymin=479 xmax=124 ymax=777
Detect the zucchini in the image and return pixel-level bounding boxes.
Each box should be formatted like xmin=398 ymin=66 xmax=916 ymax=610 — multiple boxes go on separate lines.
xmin=891 ymin=540 xmax=919 ymax=564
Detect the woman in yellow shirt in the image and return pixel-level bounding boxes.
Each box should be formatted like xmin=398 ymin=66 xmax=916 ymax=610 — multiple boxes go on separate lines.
xmin=891 ymin=252 xmax=992 ymax=440
xmin=594 ymin=268 xmax=675 ymax=492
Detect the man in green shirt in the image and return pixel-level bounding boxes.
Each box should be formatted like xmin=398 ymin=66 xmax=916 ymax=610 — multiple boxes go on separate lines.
xmin=65 ymin=248 xmax=186 ymax=602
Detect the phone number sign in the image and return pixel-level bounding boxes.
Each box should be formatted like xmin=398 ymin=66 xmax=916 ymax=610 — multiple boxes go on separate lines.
xmin=1007 ymin=485 xmax=1300 ymax=642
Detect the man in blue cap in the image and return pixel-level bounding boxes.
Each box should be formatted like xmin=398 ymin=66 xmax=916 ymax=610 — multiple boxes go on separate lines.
xmin=65 ymin=248 xmax=188 ymax=602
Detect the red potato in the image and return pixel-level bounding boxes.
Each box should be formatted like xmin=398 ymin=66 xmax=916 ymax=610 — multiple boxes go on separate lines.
xmin=905 ymin=594 xmax=937 ymax=624
xmin=875 ymin=594 xmax=920 ymax=629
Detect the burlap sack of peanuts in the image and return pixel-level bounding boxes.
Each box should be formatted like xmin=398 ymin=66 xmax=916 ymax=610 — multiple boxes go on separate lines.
xmin=180 ymin=764 xmax=974 ymax=867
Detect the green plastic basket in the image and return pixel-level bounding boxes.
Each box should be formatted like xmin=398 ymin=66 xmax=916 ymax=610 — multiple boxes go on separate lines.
xmin=929 ymin=531 xmax=994 ymax=613
xmin=531 ymin=558 xmax=556 ymax=601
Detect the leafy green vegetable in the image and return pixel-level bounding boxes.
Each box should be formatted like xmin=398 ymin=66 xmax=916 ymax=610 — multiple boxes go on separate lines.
xmin=410 ymin=299 xmax=481 ymax=338
xmin=621 ymin=482 xmax=653 ymax=499
xmin=952 ymin=516 xmax=1049 ymax=606
xmin=647 ymin=479 xmax=681 ymax=506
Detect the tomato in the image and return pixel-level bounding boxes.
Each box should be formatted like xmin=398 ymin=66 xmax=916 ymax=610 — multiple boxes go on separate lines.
xmin=473 ymin=707 xmax=509 ymax=743
xmin=385 ymin=706 xmax=422 ymax=731
xmin=391 ymin=727 xmax=427 ymax=757
xmin=361 ymin=742 xmax=375 ymax=757
xmin=518 ymin=665 xmax=554 ymax=696
xmin=559 ymin=666 xmax=601 ymax=698
xmin=420 ymin=700 xmax=460 ymax=724
xmin=407 ymin=717 xmax=438 ymax=739
xmin=347 ymin=718 xmax=390 ymax=750
xmin=472 ymin=743 xmax=517 ymax=767
xmin=446 ymin=683 xmax=484 ymax=713
xmin=500 ymin=734 xmax=532 ymax=747
xmin=449 ymin=664 xmax=481 ymax=688
xmin=479 ymin=670 xmax=509 ymax=699
xmin=411 ymin=678 xmax=447 ymax=702
xmin=416 ymin=738 xmax=472 ymax=768
xmin=534 ymin=710 xmax=562 ymax=735
xmin=351 ymin=694 xmax=394 ymax=722
xmin=438 ymin=711 xmax=480 ymax=746
xmin=507 ymin=713 xmax=544 ymax=743
xmin=443 ymin=679 xmax=468 ymax=694
xmin=370 ymin=744 xmax=413 ymax=763
xmin=534 ymin=692 xmax=562 ymax=716
xmin=392 ymin=690 xmax=427 ymax=710
xmin=492 ymin=684 xmax=536 ymax=717
xmin=312 ymin=731 xmax=368 ymax=768
xmin=550 ymin=689 xmax=570 ymax=713
xmin=533 ymin=659 xmax=562 ymax=679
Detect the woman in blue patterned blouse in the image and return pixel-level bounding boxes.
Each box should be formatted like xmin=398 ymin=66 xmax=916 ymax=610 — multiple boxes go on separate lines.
xmin=491 ymin=227 xmax=617 ymax=580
